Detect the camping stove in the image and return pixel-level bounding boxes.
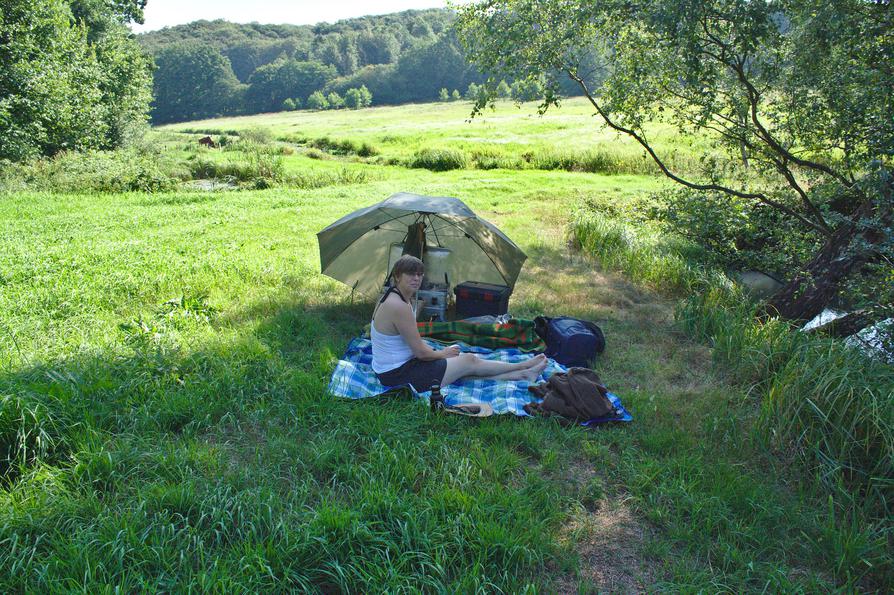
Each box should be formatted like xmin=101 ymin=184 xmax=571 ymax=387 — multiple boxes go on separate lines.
xmin=417 ymin=283 xmax=450 ymax=322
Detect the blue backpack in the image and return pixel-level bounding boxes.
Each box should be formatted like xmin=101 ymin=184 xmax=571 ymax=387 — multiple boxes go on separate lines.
xmin=534 ymin=316 xmax=606 ymax=368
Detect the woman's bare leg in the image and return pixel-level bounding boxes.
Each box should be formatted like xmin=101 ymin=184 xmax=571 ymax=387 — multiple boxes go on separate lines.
xmin=442 ymin=353 xmax=547 ymax=386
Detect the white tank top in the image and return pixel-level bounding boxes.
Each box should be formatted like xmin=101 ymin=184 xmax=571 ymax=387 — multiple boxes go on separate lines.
xmin=371 ymin=320 xmax=414 ymax=374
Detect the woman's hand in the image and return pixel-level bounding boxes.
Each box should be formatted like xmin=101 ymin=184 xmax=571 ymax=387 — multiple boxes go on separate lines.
xmin=441 ymin=345 xmax=461 ymax=358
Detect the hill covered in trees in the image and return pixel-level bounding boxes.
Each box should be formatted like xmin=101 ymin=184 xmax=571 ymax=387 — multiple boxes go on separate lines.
xmin=139 ymin=9 xmax=520 ymax=124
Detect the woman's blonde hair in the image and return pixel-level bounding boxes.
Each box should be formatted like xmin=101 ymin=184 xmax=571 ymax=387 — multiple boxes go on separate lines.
xmin=389 ymin=254 xmax=424 ymax=283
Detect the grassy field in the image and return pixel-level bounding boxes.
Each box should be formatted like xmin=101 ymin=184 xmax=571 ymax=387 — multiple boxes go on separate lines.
xmin=163 ymin=97 xmax=713 ymax=175
xmin=1 ymin=100 xmax=889 ymax=591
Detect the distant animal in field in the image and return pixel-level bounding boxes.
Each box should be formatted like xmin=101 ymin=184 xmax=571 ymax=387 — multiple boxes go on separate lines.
xmin=198 ymin=136 xmax=216 ymax=148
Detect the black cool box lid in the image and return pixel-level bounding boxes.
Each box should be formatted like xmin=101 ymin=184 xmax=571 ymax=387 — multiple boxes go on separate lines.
xmin=453 ymin=281 xmax=511 ymax=301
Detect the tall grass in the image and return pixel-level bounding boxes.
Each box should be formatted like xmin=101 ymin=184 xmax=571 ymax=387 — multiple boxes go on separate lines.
xmin=0 ymin=149 xmax=179 ymax=193
xmin=574 ymin=209 xmax=894 ymax=578
xmin=572 ymin=211 xmax=724 ymax=294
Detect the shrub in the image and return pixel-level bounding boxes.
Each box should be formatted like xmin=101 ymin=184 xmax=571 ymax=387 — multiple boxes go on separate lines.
xmin=239 ymin=127 xmax=273 ymax=144
xmin=451 ymin=89 xmax=461 ymax=101
xmin=327 ymin=92 xmax=344 ymax=109
xmin=307 ymin=91 xmax=329 ymax=110
xmin=495 ymin=79 xmax=512 ymax=98
xmin=189 ymin=145 xmax=283 ymax=186
xmin=0 ymin=149 xmax=178 ymax=193
xmin=409 ymin=148 xmax=469 ymax=172
xmin=466 ymin=82 xmax=480 ymax=100
xmin=344 ymin=86 xmax=373 ymax=109
xmin=308 ymin=137 xmax=378 ymax=157
xmin=470 ymin=149 xmax=520 ymax=170
xmin=439 ymin=88 xmax=450 ymax=102
xmin=651 ymin=188 xmax=818 ymax=276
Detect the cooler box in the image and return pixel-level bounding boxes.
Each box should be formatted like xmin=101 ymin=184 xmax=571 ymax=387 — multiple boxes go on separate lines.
xmin=454 ymin=281 xmax=511 ymax=317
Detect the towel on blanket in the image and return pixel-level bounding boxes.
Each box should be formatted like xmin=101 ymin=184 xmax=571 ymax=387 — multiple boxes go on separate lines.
xmin=417 ymin=318 xmax=545 ymax=352
xmin=328 ymin=337 xmax=632 ymax=422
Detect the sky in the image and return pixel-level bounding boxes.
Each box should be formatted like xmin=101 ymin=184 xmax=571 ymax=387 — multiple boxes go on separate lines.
xmin=131 ymin=0 xmax=457 ymax=33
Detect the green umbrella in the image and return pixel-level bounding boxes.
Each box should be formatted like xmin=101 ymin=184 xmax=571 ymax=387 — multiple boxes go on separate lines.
xmin=317 ymin=192 xmax=527 ymax=296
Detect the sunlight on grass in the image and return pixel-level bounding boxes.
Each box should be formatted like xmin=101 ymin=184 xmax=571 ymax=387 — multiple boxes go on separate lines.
xmin=1 ymin=100 xmax=890 ymax=591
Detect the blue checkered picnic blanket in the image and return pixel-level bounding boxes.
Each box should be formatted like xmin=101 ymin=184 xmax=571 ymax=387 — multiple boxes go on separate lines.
xmin=328 ymin=337 xmax=632 ymax=423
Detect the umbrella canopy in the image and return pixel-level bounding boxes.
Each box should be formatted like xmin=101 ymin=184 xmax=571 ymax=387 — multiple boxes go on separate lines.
xmin=317 ymin=192 xmax=527 ymax=296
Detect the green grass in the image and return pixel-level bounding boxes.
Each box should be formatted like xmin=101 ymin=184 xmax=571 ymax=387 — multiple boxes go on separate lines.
xmin=166 ymin=97 xmax=711 ymax=176
xmin=1 ymin=100 xmax=891 ymax=591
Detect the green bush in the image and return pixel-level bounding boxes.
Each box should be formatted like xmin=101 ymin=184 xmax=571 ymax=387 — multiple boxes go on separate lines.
xmin=239 ymin=127 xmax=273 ymax=145
xmin=0 ymin=149 xmax=178 ymax=193
xmin=307 ymin=91 xmax=329 ymax=110
xmin=409 ymin=148 xmax=469 ymax=172
xmin=189 ymin=145 xmax=284 ymax=186
xmin=467 ymin=148 xmax=521 ymax=170
xmin=308 ymin=137 xmax=378 ymax=157
xmin=651 ymin=187 xmax=819 ymax=276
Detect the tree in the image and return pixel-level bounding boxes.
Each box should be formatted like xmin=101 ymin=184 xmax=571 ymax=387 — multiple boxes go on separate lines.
xmin=358 ymin=85 xmax=373 ymax=107
xmin=495 ymin=79 xmax=511 ymax=99
xmin=0 ymin=0 xmax=151 ymax=160
xmin=451 ymin=89 xmax=461 ymax=101
xmin=457 ymin=0 xmax=894 ymax=322
xmin=511 ymin=77 xmax=544 ymax=102
xmin=152 ymin=43 xmax=244 ymax=124
xmin=327 ymin=91 xmax=344 ymax=109
xmin=306 ymin=90 xmax=329 ymax=110
xmin=438 ymin=88 xmax=450 ymax=102
xmin=344 ymin=86 xmax=373 ymax=109
xmin=357 ymin=30 xmax=400 ymax=65
xmin=314 ymin=34 xmax=359 ymax=76
xmin=391 ymin=32 xmax=484 ymax=104
xmin=245 ymin=59 xmax=336 ymax=114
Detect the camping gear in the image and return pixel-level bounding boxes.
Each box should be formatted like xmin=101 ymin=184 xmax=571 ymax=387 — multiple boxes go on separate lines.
xmin=527 ymin=368 xmax=619 ymax=420
xmin=317 ymin=193 xmax=527 ymax=297
xmin=422 ymin=246 xmax=451 ymax=288
xmin=534 ymin=316 xmax=606 ymax=368
xmin=416 ymin=318 xmax=545 ymax=352
xmin=417 ymin=287 xmax=450 ymax=322
xmin=454 ymin=281 xmax=511 ymax=317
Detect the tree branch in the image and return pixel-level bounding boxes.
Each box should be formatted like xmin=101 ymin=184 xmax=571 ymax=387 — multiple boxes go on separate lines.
xmin=568 ymin=71 xmax=831 ymax=235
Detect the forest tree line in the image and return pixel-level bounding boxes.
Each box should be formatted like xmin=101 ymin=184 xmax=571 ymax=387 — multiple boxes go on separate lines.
xmin=138 ymin=9 xmax=583 ymax=124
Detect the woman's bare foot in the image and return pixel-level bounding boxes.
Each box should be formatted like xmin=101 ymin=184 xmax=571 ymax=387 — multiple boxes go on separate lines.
xmin=521 ymin=357 xmax=548 ymax=381
xmin=523 ymin=354 xmax=547 ymax=369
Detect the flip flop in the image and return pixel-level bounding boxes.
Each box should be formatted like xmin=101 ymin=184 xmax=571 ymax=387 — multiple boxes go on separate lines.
xmin=438 ymin=402 xmax=494 ymax=417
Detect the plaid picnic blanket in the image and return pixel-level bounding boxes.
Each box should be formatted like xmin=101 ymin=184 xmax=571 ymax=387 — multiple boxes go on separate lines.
xmin=328 ymin=337 xmax=633 ymax=423
xmin=416 ymin=318 xmax=545 ymax=352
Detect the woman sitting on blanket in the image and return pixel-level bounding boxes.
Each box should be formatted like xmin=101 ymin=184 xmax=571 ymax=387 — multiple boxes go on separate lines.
xmin=371 ymin=255 xmax=547 ymax=391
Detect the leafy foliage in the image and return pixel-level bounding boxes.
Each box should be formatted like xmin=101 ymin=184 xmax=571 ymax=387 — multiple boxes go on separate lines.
xmin=457 ymin=0 xmax=894 ymax=321
xmin=151 ymin=42 xmax=245 ymax=125
xmin=0 ymin=0 xmax=151 ymax=161
xmin=139 ymin=9 xmax=481 ymax=122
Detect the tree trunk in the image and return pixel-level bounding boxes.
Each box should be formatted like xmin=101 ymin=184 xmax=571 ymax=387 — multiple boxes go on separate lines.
xmin=765 ymin=203 xmax=875 ymax=323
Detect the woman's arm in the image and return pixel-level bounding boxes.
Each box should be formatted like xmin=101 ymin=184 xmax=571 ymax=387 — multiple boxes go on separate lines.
xmin=390 ymin=300 xmax=459 ymax=360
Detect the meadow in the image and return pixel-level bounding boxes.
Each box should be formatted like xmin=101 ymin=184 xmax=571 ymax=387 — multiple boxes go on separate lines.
xmin=1 ymin=98 xmax=890 ymax=591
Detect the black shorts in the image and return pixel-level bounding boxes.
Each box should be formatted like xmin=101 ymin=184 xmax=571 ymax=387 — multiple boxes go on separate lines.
xmin=376 ymin=357 xmax=447 ymax=392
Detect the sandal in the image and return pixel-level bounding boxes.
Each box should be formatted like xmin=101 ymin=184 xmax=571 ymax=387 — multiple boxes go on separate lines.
xmin=436 ymin=402 xmax=494 ymax=417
